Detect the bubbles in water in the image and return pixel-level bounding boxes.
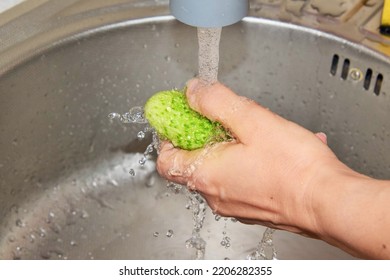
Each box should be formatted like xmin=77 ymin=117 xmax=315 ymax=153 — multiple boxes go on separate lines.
xmin=129 ymin=169 xmax=136 ymax=177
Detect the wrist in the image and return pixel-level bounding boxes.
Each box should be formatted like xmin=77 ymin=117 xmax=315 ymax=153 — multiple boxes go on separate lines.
xmin=294 ymin=158 xmax=361 ymax=239
xmin=307 ymin=160 xmax=387 ymax=258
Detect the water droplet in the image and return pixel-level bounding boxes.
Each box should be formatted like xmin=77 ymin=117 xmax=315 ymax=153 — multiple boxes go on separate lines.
xmin=153 ymin=232 xmax=159 ymax=237
xmin=166 ymin=182 xmax=182 ymax=193
xmin=214 ymin=215 xmax=221 ymax=221
xmin=15 ymin=219 xmax=25 ymax=227
xmin=70 ymin=240 xmax=77 ymax=246
xmin=39 ymin=228 xmax=47 ymax=238
xmin=137 ymin=131 xmax=145 ymax=140
xmin=80 ymin=210 xmax=89 ymax=219
xmin=29 ymin=234 xmax=36 ymax=243
xmin=145 ymin=144 xmax=154 ymax=154
xmin=12 ymin=138 xmax=18 ymax=146
xmin=221 ymin=239 xmax=231 ymax=248
xmin=138 ymin=156 xmax=147 ymax=166
xmin=108 ymin=112 xmax=119 ymax=120
xmin=109 ymin=179 xmax=119 ymax=187
xmin=108 ymin=107 xmax=147 ymax=124
xmin=166 ymin=229 xmax=174 ymax=238
xmin=164 ymin=56 xmax=171 ymax=62
xmin=145 ymin=173 xmax=156 ymax=188
xmin=128 ymin=107 xmax=146 ymax=123
xmin=129 ymin=169 xmax=136 ymax=177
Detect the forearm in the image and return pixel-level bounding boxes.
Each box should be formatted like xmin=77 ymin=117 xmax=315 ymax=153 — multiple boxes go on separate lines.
xmin=312 ymin=163 xmax=390 ymax=259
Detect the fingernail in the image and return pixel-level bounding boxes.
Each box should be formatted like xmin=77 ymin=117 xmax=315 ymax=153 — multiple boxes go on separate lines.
xmin=159 ymin=141 xmax=174 ymax=153
xmin=315 ymin=132 xmax=328 ymax=144
xmin=186 ymin=78 xmax=198 ymax=93
xmin=185 ymin=78 xmax=200 ymax=108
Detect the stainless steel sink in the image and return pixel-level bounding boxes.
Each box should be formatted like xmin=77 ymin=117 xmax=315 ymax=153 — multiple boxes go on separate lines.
xmin=0 ymin=0 xmax=389 ymax=260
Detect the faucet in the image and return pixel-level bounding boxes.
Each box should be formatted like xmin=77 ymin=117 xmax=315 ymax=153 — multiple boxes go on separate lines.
xmin=169 ymin=0 xmax=249 ymax=28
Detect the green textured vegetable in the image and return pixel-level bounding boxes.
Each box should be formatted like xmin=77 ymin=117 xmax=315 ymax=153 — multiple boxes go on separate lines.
xmin=144 ymin=89 xmax=229 ymax=150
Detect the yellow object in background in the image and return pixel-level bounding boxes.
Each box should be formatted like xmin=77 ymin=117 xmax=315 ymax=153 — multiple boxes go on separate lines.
xmin=380 ymin=0 xmax=390 ymax=35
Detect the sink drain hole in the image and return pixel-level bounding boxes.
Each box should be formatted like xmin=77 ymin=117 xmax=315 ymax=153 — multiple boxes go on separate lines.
xmin=330 ymin=54 xmax=384 ymax=96
xmin=341 ymin=58 xmax=350 ymax=80
xmin=374 ymin=74 xmax=383 ymax=96
xmin=364 ymin=68 xmax=373 ymax=90
xmin=330 ymin=54 xmax=339 ymax=76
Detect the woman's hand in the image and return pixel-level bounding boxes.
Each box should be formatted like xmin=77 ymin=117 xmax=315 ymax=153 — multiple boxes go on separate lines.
xmin=156 ymin=78 xmax=390 ymax=259
xmin=157 ymin=79 xmax=338 ymax=236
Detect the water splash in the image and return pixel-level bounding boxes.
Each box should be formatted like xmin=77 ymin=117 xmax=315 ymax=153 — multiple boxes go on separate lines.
xmin=247 ymin=228 xmax=278 ymax=260
xmin=109 ymin=107 xmax=160 ymax=173
xmin=108 ymin=106 xmax=148 ymax=124
xmin=109 ymin=107 xmax=208 ymax=259
xmin=183 ymin=189 xmax=207 ymax=259
xmin=109 ymin=106 xmax=278 ymax=260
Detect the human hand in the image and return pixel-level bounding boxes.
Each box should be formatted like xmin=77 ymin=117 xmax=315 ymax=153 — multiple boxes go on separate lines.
xmin=156 ymin=79 xmax=348 ymax=238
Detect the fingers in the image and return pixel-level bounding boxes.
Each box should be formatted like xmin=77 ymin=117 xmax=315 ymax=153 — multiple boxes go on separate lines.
xmin=156 ymin=141 xmax=201 ymax=186
xmin=185 ymin=78 xmax=265 ymax=143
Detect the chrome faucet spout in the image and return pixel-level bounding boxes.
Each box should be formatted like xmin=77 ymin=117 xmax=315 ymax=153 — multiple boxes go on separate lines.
xmin=169 ymin=0 xmax=249 ymax=28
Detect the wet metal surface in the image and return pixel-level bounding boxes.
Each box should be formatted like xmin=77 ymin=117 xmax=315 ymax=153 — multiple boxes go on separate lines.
xmin=0 ymin=1 xmax=389 ymax=259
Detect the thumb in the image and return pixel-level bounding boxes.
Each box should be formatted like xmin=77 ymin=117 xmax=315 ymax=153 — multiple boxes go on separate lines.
xmin=185 ymin=78 xmax=265 ymax=143
xmin=156 ymin=141 xmax=202 ymax=186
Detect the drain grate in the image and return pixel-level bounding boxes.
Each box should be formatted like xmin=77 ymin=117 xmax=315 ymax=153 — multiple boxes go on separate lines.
xmin=330 ymin=54 xmax=384 ymax=96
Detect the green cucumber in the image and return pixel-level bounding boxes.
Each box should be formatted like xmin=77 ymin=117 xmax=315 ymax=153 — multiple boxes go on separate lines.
xmin=144 ymin=89 xmax=229 ymax=150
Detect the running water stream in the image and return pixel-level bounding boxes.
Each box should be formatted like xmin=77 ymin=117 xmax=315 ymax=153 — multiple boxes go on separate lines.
xmin=197 ymin=27 xmax=222 ymax=85
xmin=197 ymin=27 xmax=277 ymax=260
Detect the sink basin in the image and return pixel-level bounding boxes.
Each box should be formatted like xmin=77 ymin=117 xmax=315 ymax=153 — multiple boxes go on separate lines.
xmin=0 ymin=1 xmax=389 ymax=260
